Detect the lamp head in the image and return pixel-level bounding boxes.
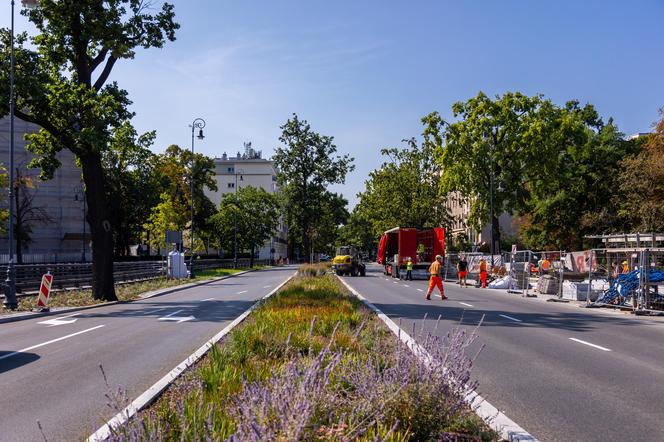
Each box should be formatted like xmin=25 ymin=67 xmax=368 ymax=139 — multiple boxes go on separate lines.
xmin=197 ymin=129 xmax=204 ymax=140
xmin=22 ymin=0 xmax=40 ymax=8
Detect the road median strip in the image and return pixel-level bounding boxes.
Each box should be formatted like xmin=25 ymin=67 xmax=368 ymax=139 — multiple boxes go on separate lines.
xmin=336 ymin=275 xmax=539 ymax=442
xmin=90 ymin=269 xmax=501 ymax=441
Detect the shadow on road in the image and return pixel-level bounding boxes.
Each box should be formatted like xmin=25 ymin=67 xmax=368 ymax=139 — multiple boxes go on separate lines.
xmin=0 ymin=351 xmax=40 ymax=374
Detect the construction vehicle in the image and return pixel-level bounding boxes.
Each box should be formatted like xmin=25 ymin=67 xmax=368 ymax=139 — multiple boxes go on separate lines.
xmin=332 ymin=245 xmax=366 ymax=276
xmin=377 ymin=227 xmax=445 ymax=279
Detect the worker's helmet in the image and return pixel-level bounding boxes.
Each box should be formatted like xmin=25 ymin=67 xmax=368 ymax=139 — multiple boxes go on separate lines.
xmin=622 ymin=261 xmax=628 ymax=265
xmin=435 ymin=254 xmax=443 ymax=261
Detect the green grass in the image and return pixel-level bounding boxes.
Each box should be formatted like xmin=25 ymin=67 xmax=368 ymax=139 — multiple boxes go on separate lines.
xmin=113 ymin=272 xmax=497 ymax=441
xmin=1 ymin=266 xmax=254 ymax=315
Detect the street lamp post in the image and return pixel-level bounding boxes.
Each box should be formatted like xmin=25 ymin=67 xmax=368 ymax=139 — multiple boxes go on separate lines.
xmin=189 ymin=118 xmax=205 ymax=279
xmin=74 ymin=185 xmax=86 ymax=262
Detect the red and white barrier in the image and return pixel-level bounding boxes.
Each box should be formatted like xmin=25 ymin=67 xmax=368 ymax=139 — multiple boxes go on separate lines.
xmin=36 ymin=272 xmax=53 ymax=312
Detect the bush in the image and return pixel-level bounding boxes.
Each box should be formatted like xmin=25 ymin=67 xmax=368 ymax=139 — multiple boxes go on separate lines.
xmin=298 ymin=262 xmax=331 ymax=277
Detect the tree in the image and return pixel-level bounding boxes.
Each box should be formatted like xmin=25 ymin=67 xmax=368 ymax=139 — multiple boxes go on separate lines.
xmin=619 ymin=112 xmax=664 ymax=232
xmin=143 ymin=191 xmax=187 ymax=254
xmin=430 ymin=92 xmax=637 ymax=251
xmin=12 ymin=167 xmax=53 ymax=264
xmin=103 ymin=122 xmax=158 ymax=256
xmin=429 ymin=92 xmax=548 ymax=252
xmin=0 ymin=1 xmax=179 ymax=300
xmin=272 ymin=114 xmax=354 ymax=262
xmin=338 ymin=207 xmax=375 ymax=258
xmin=355 ymin=136 xmax=451 ymax=239
xmin=151 ymin=145 xmax=218 ymax=254
xmin=309 ymin=191 xmax=349 ymax=257
xmin=209 ymin=186 xmax=280 ymax=267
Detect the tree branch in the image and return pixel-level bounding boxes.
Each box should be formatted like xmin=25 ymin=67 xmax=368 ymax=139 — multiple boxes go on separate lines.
xmin=94 ymin=55 xmax=117 ymax=91
xmin=90 ymin=48 xmax=109 ymax=73
xmin=14 ymin=109 xmax=62 ymax=140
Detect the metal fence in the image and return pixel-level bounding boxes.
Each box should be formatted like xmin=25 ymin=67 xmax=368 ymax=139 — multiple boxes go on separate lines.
xmin=0 ymin=258 xmax=271 ymax=295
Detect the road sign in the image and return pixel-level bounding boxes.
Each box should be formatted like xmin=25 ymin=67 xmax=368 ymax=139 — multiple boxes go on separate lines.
xmin=165 ymin=230 xmax=182 ymax=244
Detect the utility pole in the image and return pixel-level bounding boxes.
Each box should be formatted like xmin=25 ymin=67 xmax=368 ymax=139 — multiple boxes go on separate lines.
xmin=189 ymin=118 xmax=205 ymax=278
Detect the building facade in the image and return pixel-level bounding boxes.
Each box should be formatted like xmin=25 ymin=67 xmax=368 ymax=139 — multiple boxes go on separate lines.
xmin=0 ymin=117 xmax=90 ymax=262
xmin=204 ymin=144 xmax=288 ymax=261
xmin=445 ymin=191 xmax=515 ymax=251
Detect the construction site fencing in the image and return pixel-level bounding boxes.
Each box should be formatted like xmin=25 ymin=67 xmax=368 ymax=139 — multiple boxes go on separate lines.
xmin=0 ymin=258 xmax=270 ymax=296
xmin=588 ymin=249 xmax=664 ymax=311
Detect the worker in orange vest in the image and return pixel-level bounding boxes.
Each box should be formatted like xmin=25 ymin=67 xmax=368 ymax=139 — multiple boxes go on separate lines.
xmin=479 ymin=258 xmax=488 ymax=288
xmin=425 ymin=255 xmax=447 ymax=301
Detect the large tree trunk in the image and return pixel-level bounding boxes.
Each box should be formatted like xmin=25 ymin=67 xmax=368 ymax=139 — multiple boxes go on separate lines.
xmin=250 ymin=244 xmax=255 ymax=268
xmin=81 ymin=151 xmax=117 ymax=301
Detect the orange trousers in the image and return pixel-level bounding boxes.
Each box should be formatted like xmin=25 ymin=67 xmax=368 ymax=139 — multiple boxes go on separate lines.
xmin=427 ymin=275 xmax=444 ymax=294
xmin=480 ymin=271 xmax=487 ymax=288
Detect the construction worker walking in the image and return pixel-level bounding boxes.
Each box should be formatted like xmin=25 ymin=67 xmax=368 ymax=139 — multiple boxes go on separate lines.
xmin=457 ymin=254 xmax=468 ymax=287
xmin=425 ymin=255 xmax=447 ymax=301
xmin=405 ymin=257 xmax=413 ymax=281
xmin=479 ymin=257 xmax=488 ymax=288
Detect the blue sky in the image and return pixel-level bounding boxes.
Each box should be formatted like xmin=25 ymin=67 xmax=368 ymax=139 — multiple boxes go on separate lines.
xmin=4 ymin=1 xmax=664 ymax=207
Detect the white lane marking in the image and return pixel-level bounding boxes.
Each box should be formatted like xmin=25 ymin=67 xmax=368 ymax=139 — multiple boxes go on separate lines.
xmin=0 ymin=325 xmax=106 ymax=361
xmin=158 ymin=309 xmax=194 ymax=323
xmin=201 ymin=298 xmax=215 ymax=302
xmin=417 ymin=289 xmax=424 ymax=292
xmin=499 ymin=314 xmax=522 ymax=322
xmin=403 ymin=284 xmax=410 ymax=287
xmin=144 ymin=308 xmax=166 ymax=314
xmin=384 ymin=278 xmax=390 ymax=281
xmin=569 ymin=337 xmax=611 ymax=352
xmin=38 ymin=313 xmax=80 ymax=326
xmin=237 ymin=290 xmax=248 ymax=294
xmin=393 ymin=281 xmax=399 ymax=284
xmin=459 ymin=302 xmax=474 ymax=307
xmin=262 ymin=285 xmax=271 ymax=288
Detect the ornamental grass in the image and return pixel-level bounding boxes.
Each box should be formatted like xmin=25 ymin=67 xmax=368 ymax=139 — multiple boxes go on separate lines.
xmin=104 ymin=273 xmax=496 ymax=441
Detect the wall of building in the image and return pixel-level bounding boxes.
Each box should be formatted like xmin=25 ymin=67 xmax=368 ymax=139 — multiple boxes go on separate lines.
xmin=0 ymin=117 xmax=90 ymax=261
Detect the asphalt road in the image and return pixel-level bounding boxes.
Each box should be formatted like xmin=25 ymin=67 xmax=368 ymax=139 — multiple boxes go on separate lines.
xmin=0 ymin=267 xmax=294 ymax=442
xmin=341 ymin=264 xmax=664 ymax=442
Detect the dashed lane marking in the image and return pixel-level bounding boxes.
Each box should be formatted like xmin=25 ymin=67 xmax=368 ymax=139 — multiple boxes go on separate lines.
xmin=237 ymin=290 xmax=248 ymax=294
xmin=459 ymin=302 xmax=474 ymax=307
xmin=499 ymin=314 xmax=522 ymax=322
xmin=403 ymin=284 xmax=410 ymax=287
xmin=569 ymin=337 xmax=611 ymax=352
xmin=263 ymin=285 xmax=271 ymax=288
xmin=417 ymin=289 xmax=424 ymax=292
xmin=201 ymin=298 xmax=215 ymax=302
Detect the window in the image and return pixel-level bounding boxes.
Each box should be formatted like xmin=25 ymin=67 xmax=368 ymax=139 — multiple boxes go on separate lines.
xmin=228 ymin=182 xmax=235 ymax=189
xmin=227 ymin=167 xmax=235 ymax=173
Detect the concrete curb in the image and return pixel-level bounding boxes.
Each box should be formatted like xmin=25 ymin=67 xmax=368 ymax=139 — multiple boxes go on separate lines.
xmin=0 ymin=269 xmax=255 ymax=325
xmin=336 ymin=275 xmax=539 ymax=442
xmin=87 ymin=271 xmax=297 ymax=441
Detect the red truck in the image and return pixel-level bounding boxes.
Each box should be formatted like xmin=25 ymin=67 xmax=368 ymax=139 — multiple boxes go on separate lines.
xmin=377 ymin=227 xmax=445 ymax=279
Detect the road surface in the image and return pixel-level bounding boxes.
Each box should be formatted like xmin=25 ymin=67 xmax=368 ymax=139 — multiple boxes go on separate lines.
xmin=341 ymin=264 xmax=664 ymax=442
xmin=0 ymin=267 xmax=294 ymax=441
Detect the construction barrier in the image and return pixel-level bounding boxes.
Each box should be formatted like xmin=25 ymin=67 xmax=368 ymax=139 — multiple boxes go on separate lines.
xmin=35 ymin=271 xmax=53 ymax=312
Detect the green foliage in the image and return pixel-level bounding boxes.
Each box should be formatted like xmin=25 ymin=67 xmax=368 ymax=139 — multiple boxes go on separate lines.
xmin=273 ymin=114 xmax=354 ymax=261
xmin=430 ymin=91 xmax=639 ymax=250
xmin=104 ymin=122 xmax=159 ymax=255
xmin=619 ymin=113 xmax=664 ymax=232
xmin=0 ymin=1 xmax=179 ymax=300
xmin=355 ymin=136 xmax=451 ymax=242
xmin=209 ymin=186 xmax=281 ymax=264
xmin=144 ymin=144 xmax=218 ymax=253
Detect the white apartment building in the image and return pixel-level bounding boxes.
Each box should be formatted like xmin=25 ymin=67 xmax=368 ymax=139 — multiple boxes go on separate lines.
xmin=204 ymin=144 xmax=288 ymax=261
